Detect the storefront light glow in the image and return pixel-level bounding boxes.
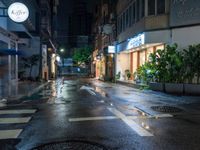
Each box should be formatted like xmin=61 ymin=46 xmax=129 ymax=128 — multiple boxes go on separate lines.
xmin=127 ymin=33 xmax=145 ymax=50
xmin=56 ymin=56 xmax=61 ymax=62
xmin=108 ymin=46 xmax=115 ymax=53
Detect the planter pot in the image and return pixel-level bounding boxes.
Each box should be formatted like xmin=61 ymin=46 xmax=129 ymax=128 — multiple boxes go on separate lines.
xmin=149 ymin=82 xmax=164 ymax=92
xmin=184 ymin=84 xmax=200 ymax=95
xmin=165 ymin=83 xmax=184 ymax=94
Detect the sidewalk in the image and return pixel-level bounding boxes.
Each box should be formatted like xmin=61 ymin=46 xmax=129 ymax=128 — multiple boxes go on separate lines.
xmin=0 ymin=81 xmax=49 ymax=104
xmin=89 ymin=79 xmax=200 ymax=115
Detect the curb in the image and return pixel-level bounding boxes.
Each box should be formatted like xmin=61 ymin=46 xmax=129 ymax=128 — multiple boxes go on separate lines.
xmin=27 ymin=82 xmax=50 ymax=97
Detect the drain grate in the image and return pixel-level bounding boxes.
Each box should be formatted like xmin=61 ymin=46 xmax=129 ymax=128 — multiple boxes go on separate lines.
xmin=151 ymin=106 xmax=183 ymax=113
xmin=32 ymin=140 xmax=108 ymax=150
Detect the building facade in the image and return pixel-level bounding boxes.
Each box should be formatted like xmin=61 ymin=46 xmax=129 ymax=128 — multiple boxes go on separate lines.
xmin=0 ymin=0 xmax=38 ymax=98
xmin=68 ymin=0 xmax=93 ymax=50
xmin=115 ymin=0 xmax=200 ymax=81
xmin=116 ymin=0 xmax=169 ymax=81
xmin=40 ymin=0 xmax=59 ymax=80
xmin=91 ymin=0 xmax=117 ymax=81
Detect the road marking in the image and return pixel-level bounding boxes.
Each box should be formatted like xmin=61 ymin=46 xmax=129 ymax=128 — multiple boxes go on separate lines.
xmin=0 ymin=109 xmax=36 ymax=115
xmin=108 ymin=107 xmax=153 ymax=137
xmin=80 ymin=86 xmax=96 ymax=95
xmin=154 ymin=114 xmax=173 ymax=118
xmin=80 ymin=86 xmax=94 ymax=90
xmin=69 ymin=116 xmax=118 ymax=122
xmin=0 ymin=129 xmax=23 ymax=139
xmin=69 ymin=114 xmax=173 ymax=122
xmin=0 ymin=117 xmax=31 ymax=124
xmin=86 ymin=89 xmax=96 ymax=95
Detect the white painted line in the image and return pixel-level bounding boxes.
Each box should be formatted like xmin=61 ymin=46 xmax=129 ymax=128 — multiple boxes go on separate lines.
xmin=0 ymin=109 xmax=36 ymax=115
xmin=0 ymin=129 xmax=23 ymax=139
xmin=80 ymin=86 xmax=94 ymax=90
xmin=108 ymin=107 xmax=153 ymax=137
xmin=80 ymin=86 xmax=96 ymax=95
xmin=0 ymin=117 xmax=31 ymax=124
xmin=69 ymin=116 xmax=118 ymax=122
xmin=86 ymin=89 xmax=96 ymax=96
xmin=127 ymin=116 xmax=142 ymax=119
xmin=154 ymin=114 xmax=173 ymax=118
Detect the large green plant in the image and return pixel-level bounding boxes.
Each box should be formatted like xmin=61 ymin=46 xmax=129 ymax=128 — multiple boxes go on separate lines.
xmin=72 ymin=46 xmax=93 ymax=66
xmin=183 ymin=44 xmax=200 ymax=84
xmin=136 ymin=62 xmax=157 ymax=84
xmin=136 ymin=44 xmax=184 ymax=84
xmin=164 ymin=44 xmax=184 ymax=83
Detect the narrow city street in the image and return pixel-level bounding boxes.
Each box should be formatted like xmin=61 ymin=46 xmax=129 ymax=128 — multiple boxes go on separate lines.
xmin=1 ymin=77 xmax=200 ymax=150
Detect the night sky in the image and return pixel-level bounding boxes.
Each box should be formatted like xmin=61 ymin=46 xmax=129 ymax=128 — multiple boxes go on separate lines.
xmin=57 ymin=0 xmax=99 ymax=49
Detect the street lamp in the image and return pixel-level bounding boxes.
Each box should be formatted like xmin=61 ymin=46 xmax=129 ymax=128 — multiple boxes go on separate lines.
xmin=60 ymin=48 xmax=65 ymax=53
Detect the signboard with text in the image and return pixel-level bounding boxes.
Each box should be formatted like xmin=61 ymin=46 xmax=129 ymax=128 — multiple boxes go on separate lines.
xmin=108 ymin=46 xmax=115 ymax=53
xmin=8 ymin=2 xmax=29 ymax=23
xmin=127 ymin=33 xmax=145 ymax=50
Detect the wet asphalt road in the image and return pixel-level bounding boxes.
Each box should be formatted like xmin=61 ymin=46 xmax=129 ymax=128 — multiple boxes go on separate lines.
xmin=1 ymin=77 xmax=200 ymax=150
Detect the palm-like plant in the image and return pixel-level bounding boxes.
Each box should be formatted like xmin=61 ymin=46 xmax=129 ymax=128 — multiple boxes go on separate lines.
xmin=21 ymin=54 xmax=40 ymax=79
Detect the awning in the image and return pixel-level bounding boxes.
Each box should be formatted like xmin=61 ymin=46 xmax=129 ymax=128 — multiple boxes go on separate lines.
xmin=0 ymin=49 xmax=24 ymax=56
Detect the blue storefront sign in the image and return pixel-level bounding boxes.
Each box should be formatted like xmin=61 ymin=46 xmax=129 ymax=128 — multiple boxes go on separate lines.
xmin=117 ymin=33 xmax=145 ymax=53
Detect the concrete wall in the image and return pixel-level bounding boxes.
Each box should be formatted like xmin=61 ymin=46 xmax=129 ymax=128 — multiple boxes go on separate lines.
xmin=172 ymin=25 xmax=200 ymax=50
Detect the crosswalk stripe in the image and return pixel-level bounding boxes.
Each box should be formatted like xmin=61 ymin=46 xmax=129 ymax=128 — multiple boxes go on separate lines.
xmin=69 ymin=116 xmax=118 ymax=122
xmin=0 ymin=117 xmax=31 ymax=124
xmin=0 ymin=109 xmax=36 ymax=115
xmin=0 ymin=129 xmax=23 ymax=139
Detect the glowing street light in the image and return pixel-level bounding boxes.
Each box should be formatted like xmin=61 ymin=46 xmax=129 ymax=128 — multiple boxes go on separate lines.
xmin=56 ymin=56 xmax=61 ymax=62
xmin=60 ymin=49 xmax=64 ymax=53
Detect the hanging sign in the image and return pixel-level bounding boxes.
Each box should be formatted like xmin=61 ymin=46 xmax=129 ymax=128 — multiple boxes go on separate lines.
xmin=8 ymin=2 xmax=29 ymax=23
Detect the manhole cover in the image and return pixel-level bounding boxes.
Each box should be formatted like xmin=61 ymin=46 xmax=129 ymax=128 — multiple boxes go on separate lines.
xmin=32 ymin=141 xmax=108 ymax=150
xmin=151 ymin=106 xmax=183 ymax=113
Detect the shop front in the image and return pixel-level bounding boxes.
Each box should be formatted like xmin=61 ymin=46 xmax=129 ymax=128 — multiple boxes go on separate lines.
xmin=0 ymin=31 xmax=18 ymax=98
xmin=116 ymin=30 xmax=170 ymax=81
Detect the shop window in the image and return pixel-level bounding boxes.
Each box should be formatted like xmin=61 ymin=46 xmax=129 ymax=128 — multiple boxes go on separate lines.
xmin=120 ymin=16 xmax=123 ymax=32
xmin=128 ymin=7 xmax=132 ymax=27
xmin=148 ymin=0 xmax=156 ymax=16
xmin=132 ymin=52 xmax=138 ymax=74
xmin=136 ymin=0 xmax=140 ymax=21
xmin=156 ymin=45 xmax=164 ymax=51
xmin=141 ymin=0 xmax=145 ymax=18
xmin=126 ymin=10 xmax=129 ymax=28
xmin=132 ymin=2 xmax=136 ymax=24
xmin=157 ymin=0 xmax=165 ymax=14
xmin=139 ymin=50 xmax=146 ymax=66
xmin=146 ymin=47 xmax=154 ymax=61
xmin=123 ymin=12 xmax=126 ymax=31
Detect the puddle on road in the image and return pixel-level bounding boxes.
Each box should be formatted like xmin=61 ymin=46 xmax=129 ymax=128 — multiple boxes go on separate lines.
xmin=94 ymin=86 xmax=109 ymax=98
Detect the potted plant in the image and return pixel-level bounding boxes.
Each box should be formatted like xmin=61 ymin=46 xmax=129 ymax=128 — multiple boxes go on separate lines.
xmin=115 ymin=71 xmax=121 ymax=80
xmin=163 ymin=44 xmax=184 ymax=94
xmin=125 ymin=69 xmax=131 ymax=80
xmin=183 ymin=44 xmax=200 ymax=95
xmin=147 ymin=49 xmax=166 ymax=92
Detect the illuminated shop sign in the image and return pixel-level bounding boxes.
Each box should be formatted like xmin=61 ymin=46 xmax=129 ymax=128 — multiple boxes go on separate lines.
xmin=127 ymin=33 xmax=145 ymax=50
xmin=108 ymin=46 xmax=115 ymax=53
xmin=8 ymin=2 xmax=29 ymax=23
